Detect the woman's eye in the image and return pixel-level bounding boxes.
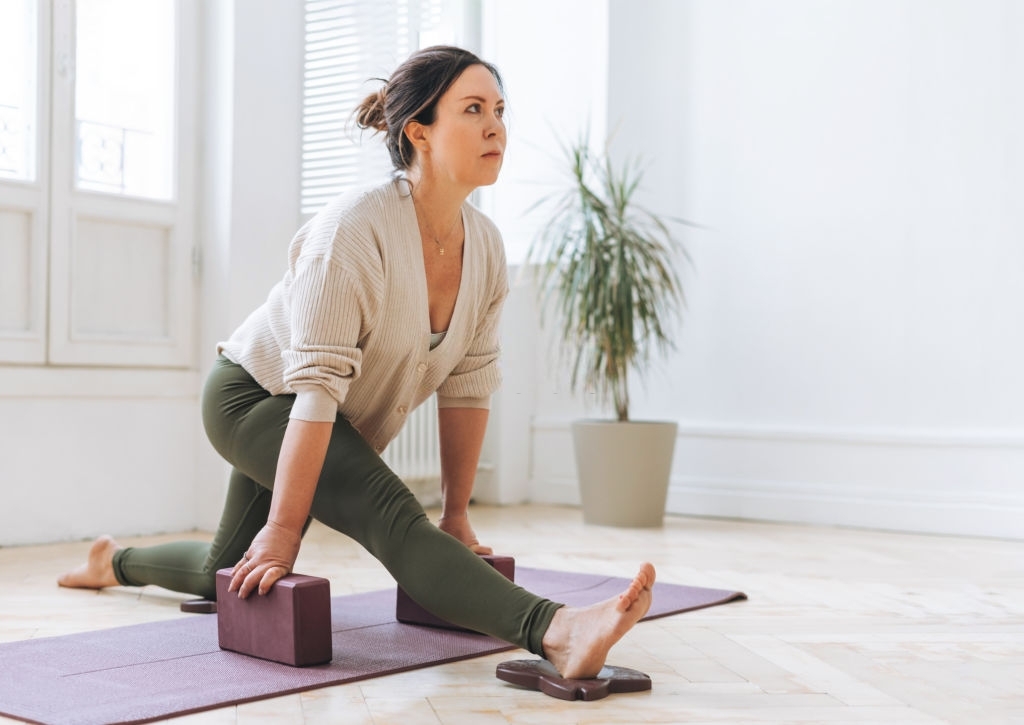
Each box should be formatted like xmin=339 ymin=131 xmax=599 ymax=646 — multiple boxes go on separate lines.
xmin=496 ymin=106 xmax=505 ymax=118
xmin=466 ymin=103 xmax=481 ymax=113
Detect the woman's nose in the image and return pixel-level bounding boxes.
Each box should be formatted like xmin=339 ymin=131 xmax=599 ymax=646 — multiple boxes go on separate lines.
xmin=485 ymin=116 xmax=505 ymax=138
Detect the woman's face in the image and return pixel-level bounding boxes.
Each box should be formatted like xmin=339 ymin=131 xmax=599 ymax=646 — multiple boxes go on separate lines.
xmin=414 ymin=64 xmax=506 ymax=190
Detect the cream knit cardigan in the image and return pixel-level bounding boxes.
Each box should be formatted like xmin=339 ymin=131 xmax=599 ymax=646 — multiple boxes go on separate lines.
xmin=218 ymin=179 xmax=508 ymax=454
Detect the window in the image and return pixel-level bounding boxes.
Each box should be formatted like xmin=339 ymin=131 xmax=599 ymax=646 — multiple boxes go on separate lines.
xmin=0 ymin=0 xmax=37 ymax=182
xmin=0 ymin=0 xmax=46 ymax=363
xmin=0 ymin=0 xmax=197 ymax=368
xmin=74 ymin=0 xmax=176 ymax=200
xmin=301 ymin=0 xmax=454 ymax=215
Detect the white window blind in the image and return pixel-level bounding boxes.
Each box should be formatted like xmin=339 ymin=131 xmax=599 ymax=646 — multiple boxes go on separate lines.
xmin=301 ymin=0 xmax=444 ymax=215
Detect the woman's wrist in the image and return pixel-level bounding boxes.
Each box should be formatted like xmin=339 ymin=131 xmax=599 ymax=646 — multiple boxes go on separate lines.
xmin=266 ymin=518 xmax=304 ymax=542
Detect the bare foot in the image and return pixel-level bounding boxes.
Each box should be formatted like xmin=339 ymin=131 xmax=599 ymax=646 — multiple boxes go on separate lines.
xmin=541 ymin=562 xmax=655 ymax=679
xmin=57 ymin=535 xmax=121 ymax=589
xmin=438 ymin=513 xmax=493 ymax=555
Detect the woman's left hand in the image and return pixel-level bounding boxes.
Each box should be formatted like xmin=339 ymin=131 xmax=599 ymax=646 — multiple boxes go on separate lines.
xmin=228 ymin=520 xmax=302 ymax=598
xmin=439 ymin=512 xmax=493 ymax=555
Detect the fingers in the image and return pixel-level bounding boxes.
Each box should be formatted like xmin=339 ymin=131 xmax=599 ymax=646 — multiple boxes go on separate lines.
xmin=230 ymin=562 xmax=284 ymax=598
xmin=228 ymin=553 xmax=264 ymax=598
xmin=228 ymin=553 xmax=255 ymax=597
xmin=227 ymin=552 xmax=293 ymax=599
xmin=256 ymin=566 xmax=288 ymax=596
xmin=231 ymin=552 xmax=252 ymax=577
xmin=225 ymin=522 xmax=302 ymax=598
xmin=438 ymin=515 xmax=491 ymax=555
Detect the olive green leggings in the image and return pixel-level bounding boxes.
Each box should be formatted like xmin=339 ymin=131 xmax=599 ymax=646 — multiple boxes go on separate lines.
xmin=111 ymin=356 xmax=561 ymax=655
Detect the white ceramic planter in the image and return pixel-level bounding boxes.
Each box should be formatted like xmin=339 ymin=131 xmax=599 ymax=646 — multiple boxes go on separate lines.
xmin=571 ymin=419 xmax=678 ymax=528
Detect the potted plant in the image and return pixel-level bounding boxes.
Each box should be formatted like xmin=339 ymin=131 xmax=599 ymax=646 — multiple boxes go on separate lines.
xmin=527 ymin=135 xmax=690 ymax=527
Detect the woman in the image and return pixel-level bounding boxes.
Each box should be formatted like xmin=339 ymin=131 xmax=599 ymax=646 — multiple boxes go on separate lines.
xmin=59 ymin=45 xmax=654 ymax=680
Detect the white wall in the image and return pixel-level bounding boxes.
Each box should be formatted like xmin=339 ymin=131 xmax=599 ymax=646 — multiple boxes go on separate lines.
xmin=0 ymin=370 xmax=200 ymax=545
xmin=478 ymin=0 xmax=609 ymax=264
xmin=520 ymin=0 xmax=1024 ymax=539
xmin=5 ymin=1 xmax=1021 ymax=545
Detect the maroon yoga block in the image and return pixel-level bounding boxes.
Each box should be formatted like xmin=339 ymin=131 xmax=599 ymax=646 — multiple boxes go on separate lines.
xmin=396 ymin=554 xmax=515 ymax=632
xmin=215 ymin=569 xmax=332 ymax=667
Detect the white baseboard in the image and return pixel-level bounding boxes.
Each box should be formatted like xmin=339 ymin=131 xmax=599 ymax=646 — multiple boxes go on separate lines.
xmin=528 ymin=476 xmax=581 ymax=506
xmin=667 ymin=476 xmax=1024 ymax=540
xmin=528 ymin=418 xmax=1024 ymax=540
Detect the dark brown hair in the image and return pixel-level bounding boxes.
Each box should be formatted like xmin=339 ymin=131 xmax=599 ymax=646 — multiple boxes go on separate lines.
xmin=354 ymin=46 xmax=504 ymax=171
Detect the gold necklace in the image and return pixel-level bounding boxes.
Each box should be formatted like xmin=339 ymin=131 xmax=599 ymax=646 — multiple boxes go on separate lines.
xmin=415 ymin=199 xmax=461 ymax=256
xmin=431 ymin=214 xmax=461 ymax=256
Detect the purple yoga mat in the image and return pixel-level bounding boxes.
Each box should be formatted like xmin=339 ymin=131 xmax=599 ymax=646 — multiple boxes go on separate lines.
xmin=0 ymin=568 xmax=745 ymax=725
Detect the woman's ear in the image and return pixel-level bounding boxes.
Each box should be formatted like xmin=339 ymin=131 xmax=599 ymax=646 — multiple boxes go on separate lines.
xmin=404 ymin=120 xmax=429 ymax=153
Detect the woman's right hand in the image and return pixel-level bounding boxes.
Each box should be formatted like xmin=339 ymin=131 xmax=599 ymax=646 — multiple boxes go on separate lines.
xmin=228 ymin=520 xmax=302 ymax=598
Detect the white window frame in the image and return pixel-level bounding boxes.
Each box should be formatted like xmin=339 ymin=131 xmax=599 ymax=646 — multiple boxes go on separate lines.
xmin=0 ymin=0 xmax=50 ymax=363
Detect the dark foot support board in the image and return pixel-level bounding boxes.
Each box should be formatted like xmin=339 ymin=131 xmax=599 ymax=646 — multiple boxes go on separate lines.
xmin=180 ymin=598 xmax=217 ymax=614
xmin=496 ymin=659 xmax=652 ymax=701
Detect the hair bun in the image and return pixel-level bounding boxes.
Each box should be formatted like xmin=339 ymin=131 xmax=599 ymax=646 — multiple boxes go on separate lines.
xmin=351 ymin=47 xmax=501 ymax=172
xmin=355 ymin=87 xmax=388 ymax=133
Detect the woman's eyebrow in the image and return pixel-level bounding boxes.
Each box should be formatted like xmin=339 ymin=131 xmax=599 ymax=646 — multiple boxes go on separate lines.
xmin=459 ymin=95 xmax=505 ymax=103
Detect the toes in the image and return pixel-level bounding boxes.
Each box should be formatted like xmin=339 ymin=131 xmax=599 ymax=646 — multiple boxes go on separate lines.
xmin=615 ymin=564 xmax=656 ymax=614
xmin=631 ymin=564 xmax=655 ymax=593
xmin=624 ymin=577 xmax=645 ymax=599
xmin=57 ymin=567 xmax=88 ymax=589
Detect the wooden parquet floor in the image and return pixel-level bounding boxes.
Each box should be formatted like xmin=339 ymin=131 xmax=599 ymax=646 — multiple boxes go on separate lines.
xmin=1 ymin=504 xmax=1020 ymax=724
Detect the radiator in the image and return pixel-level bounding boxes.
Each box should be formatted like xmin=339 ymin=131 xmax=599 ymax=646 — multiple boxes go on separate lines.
xmin=381 ymin=395 xmax=442 ymax=506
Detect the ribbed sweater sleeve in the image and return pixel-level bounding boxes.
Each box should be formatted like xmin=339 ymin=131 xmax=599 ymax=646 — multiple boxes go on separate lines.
xmin=283 ymin=257 xmax=370 ymax=422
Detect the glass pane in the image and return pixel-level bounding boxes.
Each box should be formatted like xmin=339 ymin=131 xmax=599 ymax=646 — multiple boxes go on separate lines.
xmin=0 ymin=0 xmax=37 ymax=182
xmin=75 ymin=0 xmax=175 ymax=200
